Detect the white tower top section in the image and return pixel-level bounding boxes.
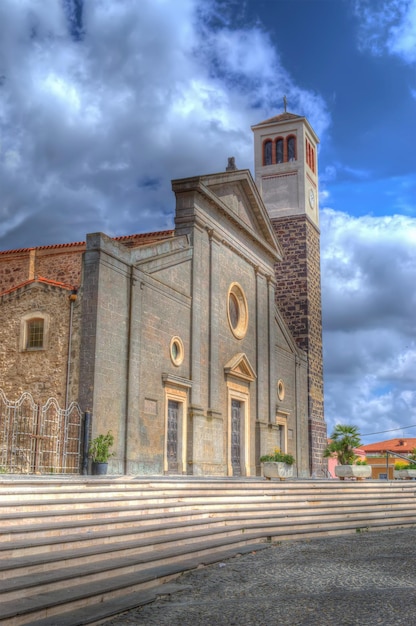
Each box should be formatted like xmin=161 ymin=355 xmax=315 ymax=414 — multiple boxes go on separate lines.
xmin=251 ymin=111 xmax=320 ymax=227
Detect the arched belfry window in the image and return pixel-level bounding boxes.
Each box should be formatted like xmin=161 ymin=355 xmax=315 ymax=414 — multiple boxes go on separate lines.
xmin=287 ymin=136 xmax=296 ymax=161
xmin=275 ymin=138 xmax=284 ymax=164
xmin=305 ymin=138 xmax=315 ymax=172
xmin=263 ymin=140 xmax=273 ymax=165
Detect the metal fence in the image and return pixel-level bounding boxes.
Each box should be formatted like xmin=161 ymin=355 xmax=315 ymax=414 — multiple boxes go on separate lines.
xmin=0 ymin=390 xmax=83 ymax=474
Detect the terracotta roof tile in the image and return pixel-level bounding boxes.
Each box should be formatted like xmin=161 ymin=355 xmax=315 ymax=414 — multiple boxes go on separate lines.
xmin=0 ymin=231 xmax=175 ymax=255
xmin=0 ymin=242 xmax=85 ymax=255
xmin=255 ymin=112 xmax=302 ymax=126
xmin=1 ymin=276 xmax=75 ymax=297
xmin=361 ymin=438 xmax=416 ymax=453
xmin=114 ymin=231 xmax=174 ymax=248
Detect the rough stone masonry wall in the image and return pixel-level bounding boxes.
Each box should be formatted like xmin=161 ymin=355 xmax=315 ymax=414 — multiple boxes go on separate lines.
xmin=36 ymin=249 xmax=83 ymax=287
xmin=0 ymin=253 xmax=31 ymax=293
xmin=305 ymin=220 xmax=327 ymax=475
xmin=0 ymin=283 xmax=81 ymax=406
xmin=0 ymin=247 xmax=84 ymax=295
xmin=272 ymin=215 xmax=326 ymax=476
xmin=273 ymin=217 xmax=309 ymax=352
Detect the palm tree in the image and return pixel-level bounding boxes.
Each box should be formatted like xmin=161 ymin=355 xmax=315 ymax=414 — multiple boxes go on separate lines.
xmin=323 ymin=424 xmax=362 ymax=465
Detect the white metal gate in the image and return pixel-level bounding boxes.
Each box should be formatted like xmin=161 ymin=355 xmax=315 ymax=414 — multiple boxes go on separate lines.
xmin=0 ymin=390 xmax=83 ymax=474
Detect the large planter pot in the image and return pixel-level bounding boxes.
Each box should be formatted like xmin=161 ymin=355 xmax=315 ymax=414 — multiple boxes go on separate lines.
xmin=92 ymin=462 xmax=108 ymax=476
xmin=262 ymin=461 xmax=294 ymax=481
xmin=394 ymin=469 xmax=416 ymax=480
xmin=335 ymin=465 xmax=372 ymax=480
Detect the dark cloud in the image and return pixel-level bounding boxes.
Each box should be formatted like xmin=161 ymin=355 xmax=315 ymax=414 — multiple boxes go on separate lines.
xmin=0 ymin=0 xmax=329 ymax=249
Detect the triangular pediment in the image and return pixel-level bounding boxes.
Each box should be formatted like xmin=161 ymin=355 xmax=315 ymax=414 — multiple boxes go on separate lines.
xmin=209 ymin=181 xmax=262 ymax=232
xmin=202 ymin=171 xmax=282 ymax=259
xmin=224 ymin=353 xmax=256 ymax=382
xmin=172 ymin=170 xmax=283 ymax=261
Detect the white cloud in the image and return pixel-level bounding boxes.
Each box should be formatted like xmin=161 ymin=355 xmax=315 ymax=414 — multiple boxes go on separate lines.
xmin=322 ymin=209 xmax=416 ymax=441
xmin=388 ymin=0 xmax=416 ymax=62
xmin=355 ymin=0 xmax=416 ymax=64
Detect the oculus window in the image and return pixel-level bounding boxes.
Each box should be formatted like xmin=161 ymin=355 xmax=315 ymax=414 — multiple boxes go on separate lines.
xmin=227 ymin=283 xmax=248 ymax=339
xmin=170 ymin=336 xmax=184 ymax=366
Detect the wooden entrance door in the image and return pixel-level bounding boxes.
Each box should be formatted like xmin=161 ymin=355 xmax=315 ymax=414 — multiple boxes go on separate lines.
xmin=167 ymin=400 xmax=179 ymax=473
xmin=231 ymin=399 xmax=241 ymax=476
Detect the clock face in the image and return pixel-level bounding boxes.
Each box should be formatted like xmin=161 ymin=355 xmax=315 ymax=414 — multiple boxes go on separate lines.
xmin=309 ymin=188 xmax=315 ymax=209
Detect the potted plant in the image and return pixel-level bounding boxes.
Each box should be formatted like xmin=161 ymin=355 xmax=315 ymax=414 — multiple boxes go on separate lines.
xmin=394 ymin=449 xmax=416 ymax=479
xmin=324 ymin=424 xmax=371 ymax=480
xmin=260 ymin=448 xmax=295 ymax=480
xmin=88 ymin=431 xmax=115 ymax=475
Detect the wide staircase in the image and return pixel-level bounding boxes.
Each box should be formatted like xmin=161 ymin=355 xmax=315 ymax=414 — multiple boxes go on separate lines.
xmin=1 ymin=477 xmax=416 ymax=626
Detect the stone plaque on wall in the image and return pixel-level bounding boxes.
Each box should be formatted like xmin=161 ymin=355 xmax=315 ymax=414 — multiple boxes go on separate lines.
xmin=144 ymin=399 xmax=158 ymax=415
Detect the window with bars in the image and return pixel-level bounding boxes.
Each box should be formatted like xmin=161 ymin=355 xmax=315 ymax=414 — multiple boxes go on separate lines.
xmin=26 ymin=318 xmax=44 ymax=349
xmin=20 ymin=312 xmax=49 ymax=352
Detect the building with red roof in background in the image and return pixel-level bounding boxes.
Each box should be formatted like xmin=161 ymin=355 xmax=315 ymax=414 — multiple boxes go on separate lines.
xmin=361 ymin=438 xmax=416 ymax=480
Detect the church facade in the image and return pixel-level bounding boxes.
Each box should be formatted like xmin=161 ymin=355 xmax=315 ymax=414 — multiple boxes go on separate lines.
xmin=0 ymin=112 xmax=326 ymax=477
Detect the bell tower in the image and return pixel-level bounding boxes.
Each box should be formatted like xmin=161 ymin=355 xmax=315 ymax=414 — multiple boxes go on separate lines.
xmin=252 ymin=108 xmax=326 ymax=477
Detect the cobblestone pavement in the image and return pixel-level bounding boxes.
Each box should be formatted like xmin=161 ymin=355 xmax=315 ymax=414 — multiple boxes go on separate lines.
xmin=104 ymin=528 xmax=416 ymax=626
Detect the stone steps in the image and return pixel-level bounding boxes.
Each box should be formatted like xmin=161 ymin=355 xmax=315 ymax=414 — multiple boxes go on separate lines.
xmin=1 ymin=492 xmax=414 ymax=527
xmin=0 ymin=477 xmax=415 ymax=625
xmin=3 ymin=506 xmax=416 ymax=579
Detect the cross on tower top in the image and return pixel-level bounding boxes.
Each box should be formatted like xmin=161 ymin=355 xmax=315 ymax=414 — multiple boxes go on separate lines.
xmin=283 ymin=95 xmax=287 ymax=112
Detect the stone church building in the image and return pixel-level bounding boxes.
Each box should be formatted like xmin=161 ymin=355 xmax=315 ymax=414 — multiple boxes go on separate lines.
xmin=0 ymin=112 xmax=327 ymax=477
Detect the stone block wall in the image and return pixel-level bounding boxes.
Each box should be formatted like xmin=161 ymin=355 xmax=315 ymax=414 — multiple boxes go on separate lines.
xmin=272 ymin=214 xmax=326 ymax=476
xmin=135 ymin=268 xmax=192 ymax=474
xmin=174 ymin=179 xmax=282 ymax=477
xmin=78 ymin=236 xmax=131 ymax=472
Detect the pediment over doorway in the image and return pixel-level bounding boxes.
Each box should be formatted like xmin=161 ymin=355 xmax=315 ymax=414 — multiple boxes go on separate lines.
xmin=224 ymin=353 xmax=256 ymax=382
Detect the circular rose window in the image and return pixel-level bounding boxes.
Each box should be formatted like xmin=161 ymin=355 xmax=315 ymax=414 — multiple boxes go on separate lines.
xmin=170 ymin=336 xmax=184 ymax=366
xmin=227 ymin=283 xmax=248 ymax=339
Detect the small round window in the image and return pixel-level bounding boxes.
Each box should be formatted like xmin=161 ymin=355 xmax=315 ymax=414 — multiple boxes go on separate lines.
xmin=227 ymin=283 xmax=248 ymax=339
xmin=277 ymin=379 xmax=285 ymax=401
xmin=170 ymin=336 xmax=184 ymax=366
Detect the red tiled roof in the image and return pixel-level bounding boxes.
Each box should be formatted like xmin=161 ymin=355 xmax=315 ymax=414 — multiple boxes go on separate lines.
xmin=0 ymin=231 xmax=175 ymax=255
xmin=0 ymin=242 xmax=85 ymax=255
xmin=255 ymin=112 xmax=302 ymax=126
xmin=114 ymin=231 xmax=174 ymax=248
xmin=361 ymin=438 xmax=416 ymax=453
xmin=1 ymin=276 xmax=75 ymax=297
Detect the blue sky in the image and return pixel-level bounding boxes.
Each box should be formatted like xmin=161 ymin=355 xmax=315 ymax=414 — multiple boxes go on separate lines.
xmin=0 ymin=0 xmax=415 ymax=444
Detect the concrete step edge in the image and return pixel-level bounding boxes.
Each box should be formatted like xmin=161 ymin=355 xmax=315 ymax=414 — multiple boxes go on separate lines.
xmin=5 ymin=507 xmax=416 ymax=572
xmin=1 ymin=505 xmax=416 ymax=549
xmin=25 ymin=583 xmax=192 ymax=626
xmin=2 ymin=502 xmax=414 ymax=552
xmin=0 ymin=494 xmax=415 ymax=524
xmin=3 ymin=511 xmax=416 ymax=586
xmin=0 ymin=541 xmax=270 ymax=620
xmin=1 ymin=496 xmax=415 ymax=528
